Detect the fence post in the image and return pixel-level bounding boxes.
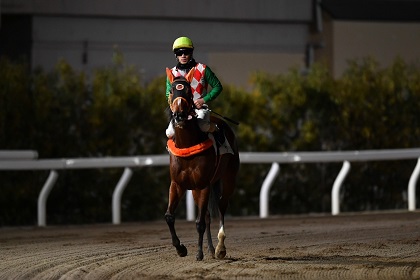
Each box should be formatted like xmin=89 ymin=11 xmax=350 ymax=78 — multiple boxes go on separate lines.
xmin=38 ymin=170 xmax=59 ymax=227
xmin=112 ymin=168 xmax=133 ymax=224
xmin=186 ymin=190 xmax=195 ymax=221
xmin=408 ymin=158 xmax=420 ymax=211
xmin=259 ymin=162 xmax=280 ymax=218
xmin=331 ymin=161 xmax=351 ymax=215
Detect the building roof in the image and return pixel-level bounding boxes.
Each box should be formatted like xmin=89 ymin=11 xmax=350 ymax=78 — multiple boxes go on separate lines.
xmin=1 ymin=0 xmax=312 ymax=22
xmin=321 ymin=0 xmax=420 ymax=21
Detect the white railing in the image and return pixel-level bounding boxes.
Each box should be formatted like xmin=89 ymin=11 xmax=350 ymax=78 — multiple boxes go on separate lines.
xmin=1 ymin=148 xmax=419 ymax=226
xmin=0 ymin=150 xmax=38 ymax=160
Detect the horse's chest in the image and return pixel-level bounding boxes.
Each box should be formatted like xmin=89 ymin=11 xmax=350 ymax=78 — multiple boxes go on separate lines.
xmin=173 ymin=166 xmax=213 ymax=189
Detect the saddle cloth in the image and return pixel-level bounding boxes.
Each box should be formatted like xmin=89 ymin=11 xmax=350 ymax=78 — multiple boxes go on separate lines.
xmin=208 ymin=134 xmax=234 ymax=155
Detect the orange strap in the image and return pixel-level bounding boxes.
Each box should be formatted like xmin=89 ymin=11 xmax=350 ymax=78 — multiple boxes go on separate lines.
xmin=167 ymin=138 xmax=213 ymax=157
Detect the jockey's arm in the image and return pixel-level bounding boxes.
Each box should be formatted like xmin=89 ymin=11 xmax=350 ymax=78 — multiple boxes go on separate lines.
xmin=165 ymin=77 xmax=171 ymax=101
xmin=203 ymin=66 xmax=223 ymax=103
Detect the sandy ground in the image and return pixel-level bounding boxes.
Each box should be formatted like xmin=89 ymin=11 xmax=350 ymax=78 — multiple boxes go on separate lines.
xmin=0 ymin=211 xmax=419 ymax=279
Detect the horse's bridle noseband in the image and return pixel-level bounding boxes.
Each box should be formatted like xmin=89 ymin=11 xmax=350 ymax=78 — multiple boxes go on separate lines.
xmin=169 ymin=79 xmax=194 ymax=126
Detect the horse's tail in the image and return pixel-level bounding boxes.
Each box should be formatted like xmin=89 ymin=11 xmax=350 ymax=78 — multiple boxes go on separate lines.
xmin=208 ymin=181 xmax=221 ymax=218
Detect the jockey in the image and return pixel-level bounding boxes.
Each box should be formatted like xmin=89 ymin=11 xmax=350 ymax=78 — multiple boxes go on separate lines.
xmin=165 ymin=36 xmax=225 ymax=144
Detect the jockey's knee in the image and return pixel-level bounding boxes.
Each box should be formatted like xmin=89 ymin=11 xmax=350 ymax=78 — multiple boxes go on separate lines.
xmin=196 ymin=107 xmax=211 ymax=133
xmin=197 ymin=119 xmax=218 ymax=133
xmin=195 ymin=107 xmax=210 ymax=120
xmin=197 ymin=119 xmax=211 ymax=133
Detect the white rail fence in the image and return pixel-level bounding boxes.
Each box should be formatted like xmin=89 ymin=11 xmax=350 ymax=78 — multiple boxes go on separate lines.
xmin=1 ymin=149 xmax=419 ymax=227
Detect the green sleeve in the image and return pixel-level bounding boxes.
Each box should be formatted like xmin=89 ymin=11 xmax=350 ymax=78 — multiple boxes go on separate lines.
xmin=165 ymin=77 xmax=171 ymax=101
xmin=203 ymin=66 xmax=223 ymax=103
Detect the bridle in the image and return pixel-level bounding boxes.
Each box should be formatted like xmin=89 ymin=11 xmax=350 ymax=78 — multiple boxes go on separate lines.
xmin=169 ymin=78 xmax=195 ymax=126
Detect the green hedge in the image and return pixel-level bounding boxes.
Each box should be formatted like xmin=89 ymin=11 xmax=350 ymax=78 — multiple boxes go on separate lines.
xmin=1 ymin=55 xmax=419 ymax=226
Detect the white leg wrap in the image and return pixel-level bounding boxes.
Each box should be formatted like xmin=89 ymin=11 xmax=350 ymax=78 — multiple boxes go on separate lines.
xmin=215 ymin=225 xmax=227 ymax=259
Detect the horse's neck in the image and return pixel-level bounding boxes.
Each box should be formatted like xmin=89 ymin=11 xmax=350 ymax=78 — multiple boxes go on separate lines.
xmin=174 ymin=121 xmax=207 ymax=148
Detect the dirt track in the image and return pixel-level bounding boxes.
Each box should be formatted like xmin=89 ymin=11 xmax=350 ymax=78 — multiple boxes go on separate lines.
xmin=0 ymin=212 xmax=419 ymax=279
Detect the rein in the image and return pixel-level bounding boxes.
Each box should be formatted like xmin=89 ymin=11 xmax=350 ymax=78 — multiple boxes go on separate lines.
xmin=170 ymin=96 xmax=193 ymax=115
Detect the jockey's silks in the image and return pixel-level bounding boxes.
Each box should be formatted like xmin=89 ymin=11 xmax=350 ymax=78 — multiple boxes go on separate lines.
xmin=170 ymin=63 xmax=207 ymax=101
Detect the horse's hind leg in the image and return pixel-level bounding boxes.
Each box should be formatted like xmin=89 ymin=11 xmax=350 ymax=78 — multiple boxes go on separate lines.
xmin=206 ymin=180 xmax=221 ymax=259
xmin=215 ymin=174 xmax=236 ymax=259
xmin=193 ymin=188 xmax=210 ymax=261
xmin=215 ymin=215 xmax=227 ymax=259
xmin=165 ymin=182 xmax=187 ymax=257
xmin=205 ymin=209 xmax=215 ymax=258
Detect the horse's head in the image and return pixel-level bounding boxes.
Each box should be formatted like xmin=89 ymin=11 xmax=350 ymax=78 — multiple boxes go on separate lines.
xmin=167 ymin=68 xmax=195 ymax=126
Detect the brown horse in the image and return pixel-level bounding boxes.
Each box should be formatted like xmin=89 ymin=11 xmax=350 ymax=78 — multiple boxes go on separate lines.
xmin=164 ymin=69 xmax=240 ymax=261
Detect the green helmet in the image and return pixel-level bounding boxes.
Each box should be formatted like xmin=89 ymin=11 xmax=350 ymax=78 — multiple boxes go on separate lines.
xmin=172 ymin=37 xmax=194 ymax=51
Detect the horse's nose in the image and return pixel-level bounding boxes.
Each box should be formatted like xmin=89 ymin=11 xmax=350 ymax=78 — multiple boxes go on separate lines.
xmin=174 ymin=112 xmax=183 ymax=122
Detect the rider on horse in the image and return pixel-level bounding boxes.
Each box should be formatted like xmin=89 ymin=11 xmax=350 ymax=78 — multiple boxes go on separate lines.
xmin=165 ymin=36 xmax=225 ymax=144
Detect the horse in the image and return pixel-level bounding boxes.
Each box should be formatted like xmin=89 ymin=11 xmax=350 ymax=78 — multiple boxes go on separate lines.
xmin=164 ymin=68 xmax=240 ymax=261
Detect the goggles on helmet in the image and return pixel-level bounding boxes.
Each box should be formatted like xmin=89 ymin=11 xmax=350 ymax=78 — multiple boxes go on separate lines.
xmin=174 ymin=48 xmax=193 ymax=56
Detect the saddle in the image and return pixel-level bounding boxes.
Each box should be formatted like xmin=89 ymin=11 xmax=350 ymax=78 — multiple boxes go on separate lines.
xmin=209 ymin=132 xmax=234 ymax=156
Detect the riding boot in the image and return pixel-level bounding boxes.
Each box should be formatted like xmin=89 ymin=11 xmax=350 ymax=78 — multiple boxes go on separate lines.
xmin=210 ymin=123 xmax=225 ymax=145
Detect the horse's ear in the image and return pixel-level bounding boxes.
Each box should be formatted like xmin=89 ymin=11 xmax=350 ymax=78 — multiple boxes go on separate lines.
xmin=185 ymin=68 xmax=195 ymax=83
xmin=166 ymin=68 xmax=174 ymax=83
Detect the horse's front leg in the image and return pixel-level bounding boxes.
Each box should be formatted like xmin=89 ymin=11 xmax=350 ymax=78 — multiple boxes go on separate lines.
xmin=193 ymin=188 xmax=210 ymax=261
xmin=165 ymin=182 xmax=187 ymax=257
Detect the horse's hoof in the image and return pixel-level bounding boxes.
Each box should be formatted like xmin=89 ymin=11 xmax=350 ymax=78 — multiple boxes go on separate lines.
xmin=196 ymin=251 xmax=204 ymax=261
xmin=216 ymin=250 xmax=226 ymax=259
xmin=216 ymin=246 xmax=226 ymax=259
xmin=208 ymin=247 xmax=215 ymax=259
xmin=177 ymin=244 xmax=188 ymax=257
